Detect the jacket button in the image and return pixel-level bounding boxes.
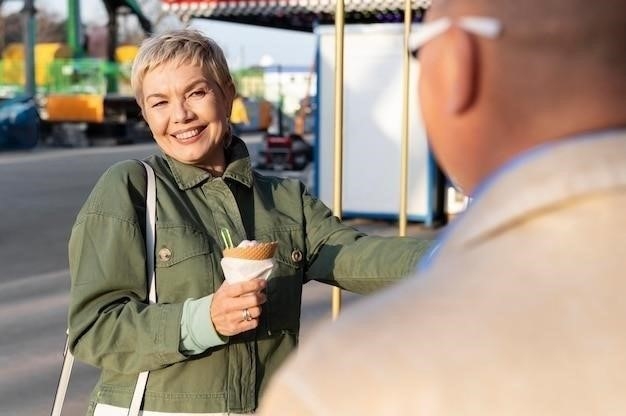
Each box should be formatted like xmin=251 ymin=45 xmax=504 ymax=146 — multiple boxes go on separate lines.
xmin=291 ymin=249 xmax=303 ymax=263
xmin=158 ymin=247 xmax=172 ymax=262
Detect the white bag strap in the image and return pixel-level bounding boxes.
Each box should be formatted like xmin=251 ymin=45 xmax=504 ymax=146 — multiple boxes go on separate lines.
xmin=50 ymin=161 xmax=157 ymax=416
xmin=50 ymin=330 xmax=75 ymax=416
xmin=128 ymin=161 xmax=158 ymax=416
xmin=139 ymin=160 xmax=157 ymax=306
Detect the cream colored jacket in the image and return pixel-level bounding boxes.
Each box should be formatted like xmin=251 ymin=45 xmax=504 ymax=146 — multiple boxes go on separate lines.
xmin=258 ymin=130 xmax=626 ymax=415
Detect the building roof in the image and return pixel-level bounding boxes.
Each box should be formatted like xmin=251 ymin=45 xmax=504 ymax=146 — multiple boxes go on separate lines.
xmin=162 ymin=0 xmax=432 ymax=32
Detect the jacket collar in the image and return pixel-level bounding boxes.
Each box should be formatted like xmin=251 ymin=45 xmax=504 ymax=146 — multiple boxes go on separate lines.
xmin=164 ymin=136 xmax=254 ymax=190
xmin=450 ymin=129 xmax=626 ymax=247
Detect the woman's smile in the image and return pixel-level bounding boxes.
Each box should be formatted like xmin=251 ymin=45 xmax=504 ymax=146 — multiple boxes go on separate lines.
xmin=171 ymin=126 xmax=207 ymax=142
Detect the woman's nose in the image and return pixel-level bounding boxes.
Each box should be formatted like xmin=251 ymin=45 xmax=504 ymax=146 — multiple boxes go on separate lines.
xmin=173 ymin=100 xmax=193 ymax=123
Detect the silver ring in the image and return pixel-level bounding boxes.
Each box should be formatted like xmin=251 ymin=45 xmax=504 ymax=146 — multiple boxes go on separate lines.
xmin=243 ymin=308 xmax=252 ymax=321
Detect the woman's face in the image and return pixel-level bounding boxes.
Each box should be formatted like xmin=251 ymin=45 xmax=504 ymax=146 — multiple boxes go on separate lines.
xmin=141 ymin=62 xmax=233 ymax=172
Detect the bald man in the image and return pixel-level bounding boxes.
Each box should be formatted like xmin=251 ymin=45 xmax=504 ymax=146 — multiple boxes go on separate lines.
xmin=258 ymin=0 xmax=626 ymax=414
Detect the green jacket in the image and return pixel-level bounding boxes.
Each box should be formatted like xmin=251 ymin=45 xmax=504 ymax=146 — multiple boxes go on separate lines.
xmin=68 ymin=137 xmax=430 ymax=414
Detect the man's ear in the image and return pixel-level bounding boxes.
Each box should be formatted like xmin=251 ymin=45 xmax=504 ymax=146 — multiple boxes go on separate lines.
xmin=446 ymin=27 xmax=478 ymax=115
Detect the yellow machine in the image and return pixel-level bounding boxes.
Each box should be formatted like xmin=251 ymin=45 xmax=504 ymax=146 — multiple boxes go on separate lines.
xmin=0 ymin=42 xmax=140 ymax=124
xmin=43 ymin=44 xmax=140 ymax=124
xmin=1 ymin=43 xmax=72 ymax=87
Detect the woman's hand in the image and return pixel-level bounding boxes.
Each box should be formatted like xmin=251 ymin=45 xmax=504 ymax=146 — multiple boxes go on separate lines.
xmin=210 ymin=278 xmax=267 ymax=336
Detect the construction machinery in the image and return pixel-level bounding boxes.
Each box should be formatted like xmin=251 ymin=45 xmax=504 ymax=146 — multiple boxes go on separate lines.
xmin=41 ymin=0 xmax=154 ymax=145
xmin=0 ymin=0 xmax=158 ymax=146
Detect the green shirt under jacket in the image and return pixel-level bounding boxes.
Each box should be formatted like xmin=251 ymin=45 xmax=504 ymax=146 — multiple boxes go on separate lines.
xmin=68 ymin=137 xmax=430 ymax=414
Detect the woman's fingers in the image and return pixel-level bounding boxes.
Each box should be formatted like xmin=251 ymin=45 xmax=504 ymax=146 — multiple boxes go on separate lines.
xmin=224 ymin=278 xmax=267 ymax=297
xmin=240 ymin=305 xmax=262 ymax=321
xmin=219 ymin=305 xmax=263 ymax=335
xmin=235 ymin=305 xmax=263 ymax=331
xmin=210 ymin=279 xmax=268 ymax=336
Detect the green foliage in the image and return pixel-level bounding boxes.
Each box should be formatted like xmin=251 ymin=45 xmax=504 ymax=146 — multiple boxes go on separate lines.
xmin=0 ymin=10 xmax=66 ymax=48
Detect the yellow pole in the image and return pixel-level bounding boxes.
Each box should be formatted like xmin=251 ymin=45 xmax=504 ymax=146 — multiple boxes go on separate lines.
xmin=399 ymin=0 xmax=412 ymax=237
xmin=332 ymin=0 xmax=345 ymax=320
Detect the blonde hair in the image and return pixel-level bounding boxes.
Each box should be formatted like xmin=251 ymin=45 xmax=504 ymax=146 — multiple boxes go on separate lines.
xmin=131 ymin=29 xmax=235 ymax=109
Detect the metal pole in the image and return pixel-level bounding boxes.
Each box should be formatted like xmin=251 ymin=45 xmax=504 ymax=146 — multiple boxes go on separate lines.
xmin=277 ymin=64 xmax=283 ymax=136
xmin=399 ymin=0 xmax=412 ymax=236
xmin=21 ymin=0 xmax=36 ymax=98
xmin=331 ymin=0 xmax=345 ymax=321
xmin=106 ymin=5 xmax=118 ymax=93
xmin=67 ymin=0 xmax=82 ymax=57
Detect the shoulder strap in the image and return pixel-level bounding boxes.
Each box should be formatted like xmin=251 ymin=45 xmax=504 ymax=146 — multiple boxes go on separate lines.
xmin=50 ymin=161 xmax=157 ymax=416
xmin=140 ymin=161 xmax=157 ymax=305
xmin=49 ymin=330 xmax=74 ymax=416
xmin=128 ymin=161 xmax=157 ymax=416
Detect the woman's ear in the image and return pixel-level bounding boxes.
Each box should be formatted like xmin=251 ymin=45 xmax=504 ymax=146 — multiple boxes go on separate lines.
xmin=446 ymin=27 xmax=478 ymax=115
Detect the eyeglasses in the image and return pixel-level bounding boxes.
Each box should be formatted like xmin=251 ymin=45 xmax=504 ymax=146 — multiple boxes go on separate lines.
xmin=408 ymin=16 xmax=503 ymax=58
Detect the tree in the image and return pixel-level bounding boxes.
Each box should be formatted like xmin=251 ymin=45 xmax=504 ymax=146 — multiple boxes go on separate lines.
xmin=1 ymin=8 xmax=66 ymax=52
xmin=37 ymin=12 xmax=66 ymax=43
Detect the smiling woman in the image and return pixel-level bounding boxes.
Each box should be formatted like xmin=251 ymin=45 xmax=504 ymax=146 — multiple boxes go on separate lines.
xmin=66 ymin=28 xmax=432 ymax=416
xmin=142 ymin=64 xmax=230 ymax=173
xmin=130 ymin=30 xmax=236 ymax=174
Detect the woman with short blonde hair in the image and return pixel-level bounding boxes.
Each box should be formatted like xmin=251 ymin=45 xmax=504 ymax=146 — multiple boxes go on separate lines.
xmin=67 ymin=28 xmax=431 ymax=415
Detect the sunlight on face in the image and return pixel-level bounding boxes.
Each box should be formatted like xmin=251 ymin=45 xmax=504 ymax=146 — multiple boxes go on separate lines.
xmin=142 ymin=62 xmax=232 ymax=172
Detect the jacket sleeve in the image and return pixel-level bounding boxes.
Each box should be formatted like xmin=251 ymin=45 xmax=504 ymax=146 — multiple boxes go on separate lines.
xmin=67 ymin=161 xmax=187 ymax=374
xmin=302 ymin=185 xmax=432 ymax=294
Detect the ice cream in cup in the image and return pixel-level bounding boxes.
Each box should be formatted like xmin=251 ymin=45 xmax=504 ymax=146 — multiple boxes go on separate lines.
xmin=220 ymin=234 xmax=278 ymax=284
xmin=223 ymin=240 xmax=279 ymax=260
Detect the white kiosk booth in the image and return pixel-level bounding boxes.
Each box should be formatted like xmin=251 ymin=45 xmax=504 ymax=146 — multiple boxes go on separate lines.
xmin=314 ymin=23 xmax=444 ymax=224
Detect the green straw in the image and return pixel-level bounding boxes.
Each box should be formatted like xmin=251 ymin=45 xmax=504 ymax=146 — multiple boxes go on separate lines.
xmin=220 ymin=228 xmax=234 ymax=249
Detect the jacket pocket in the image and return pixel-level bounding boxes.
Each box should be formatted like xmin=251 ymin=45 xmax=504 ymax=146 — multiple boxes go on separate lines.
xmin=154 ymin=224 xmax=217 ymax=302
xmin=256 ymin=226 xmax=305 ymax=333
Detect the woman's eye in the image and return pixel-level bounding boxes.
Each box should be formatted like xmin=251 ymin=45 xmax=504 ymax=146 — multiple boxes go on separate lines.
xmin=189 ymin=90 xmax=206 ymax=98
xmin=151 ymin=101 xmax=166 ymax=108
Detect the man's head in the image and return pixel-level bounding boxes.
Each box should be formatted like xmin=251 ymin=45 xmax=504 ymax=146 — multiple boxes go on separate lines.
xmin=416 ymin=0 xmax=626 ymax=194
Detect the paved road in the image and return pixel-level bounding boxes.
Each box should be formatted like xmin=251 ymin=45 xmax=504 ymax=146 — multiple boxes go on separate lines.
xmin=0 ymin=139 xmax=437 ymax=416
